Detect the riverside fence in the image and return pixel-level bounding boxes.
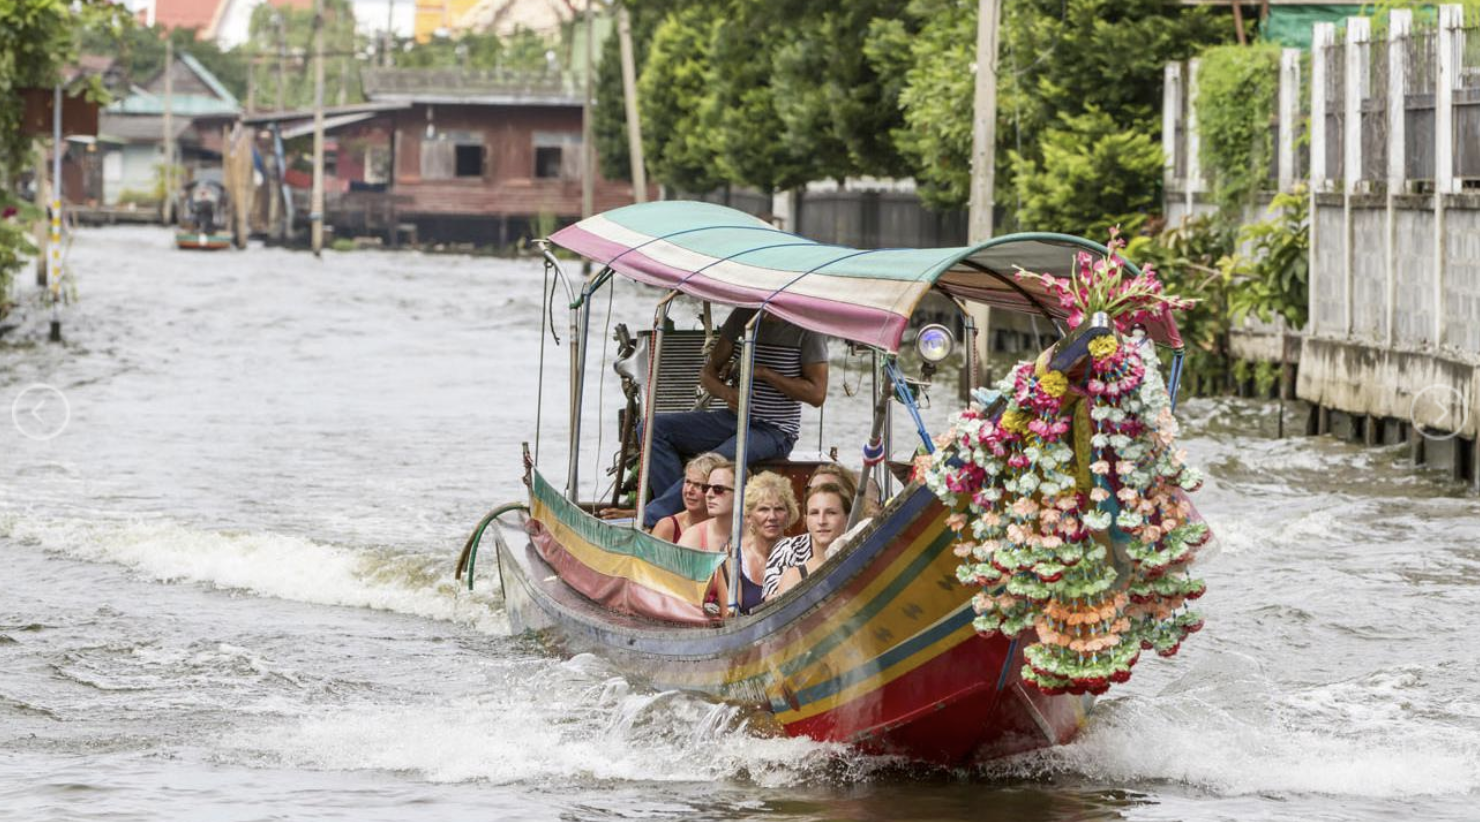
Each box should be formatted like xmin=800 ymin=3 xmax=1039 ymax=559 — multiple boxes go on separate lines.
xmin=1164 ymin=5 xmax=1480 ymax=486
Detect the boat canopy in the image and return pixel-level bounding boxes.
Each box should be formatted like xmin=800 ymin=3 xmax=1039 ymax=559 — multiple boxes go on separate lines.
xmin=550 ymin=201 xmax=1182 ymax=353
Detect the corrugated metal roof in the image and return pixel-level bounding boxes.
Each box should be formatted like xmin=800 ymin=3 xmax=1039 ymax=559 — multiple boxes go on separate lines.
xmin=107 ymin=55 xmax=240 ymax=116
xmin=99 ymin=113 xmax=195 ymax=143
xmin=280 ymin=112 xmax=380 ymax=140
xmin=362 ymin=68 xmax=580 ymax=106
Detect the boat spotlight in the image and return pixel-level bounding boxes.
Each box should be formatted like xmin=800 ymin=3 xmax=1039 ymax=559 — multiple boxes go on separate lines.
xmin=915 ymin=323 xmax=954 ymax=364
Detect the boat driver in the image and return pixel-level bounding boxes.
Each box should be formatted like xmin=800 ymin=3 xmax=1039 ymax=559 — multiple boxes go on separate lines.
xmin=642 ymin=308 xmax=828 ymax=530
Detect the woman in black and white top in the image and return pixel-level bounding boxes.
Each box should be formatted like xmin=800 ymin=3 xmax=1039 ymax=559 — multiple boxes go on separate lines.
xmin=762 ymin=482 xmax=853 ymax=599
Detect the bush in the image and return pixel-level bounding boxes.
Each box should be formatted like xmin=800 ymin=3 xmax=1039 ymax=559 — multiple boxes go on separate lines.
xmin=1196 ymin=44 xmax=1280 ymax=218
xmin=1009 ymin=107 xmax=1164 ymax=237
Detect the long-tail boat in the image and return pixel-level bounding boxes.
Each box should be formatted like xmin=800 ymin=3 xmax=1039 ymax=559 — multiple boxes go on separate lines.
xmin=175 ymin=180 xmax=235 ymax=250
xmin=461 ymin=201 xmax=1194 ymax=765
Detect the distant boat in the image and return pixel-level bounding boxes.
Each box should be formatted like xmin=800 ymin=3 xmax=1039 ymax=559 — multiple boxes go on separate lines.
xmin=175 ymin=179 xmax=234 ymax=251
xmin=466 ymin=202 xmax=1188 ymax=765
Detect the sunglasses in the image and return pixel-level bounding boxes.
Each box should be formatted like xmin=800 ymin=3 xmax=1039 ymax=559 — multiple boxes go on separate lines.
xmin=702 ymin=483 xmax=734 ymax=495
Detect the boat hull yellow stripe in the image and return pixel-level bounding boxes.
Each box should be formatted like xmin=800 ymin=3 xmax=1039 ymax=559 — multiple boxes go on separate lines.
xmin=531 ymin=497 xmax=713 ymax=605
xmin=683 ymin=507 xmax=954 ymax=686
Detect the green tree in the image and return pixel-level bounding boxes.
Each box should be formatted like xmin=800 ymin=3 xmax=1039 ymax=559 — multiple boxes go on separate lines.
xmin=246 ymin=0 xmax=361 ymax=110
xmin=637 ymin=5 xmax=724 ymax=192
xmin=1 ymin=0 xmax=132 ymax=175
xmin=771 ymin=0 xmax=911 ymax=183
xmin=707 ymin=1 xmax=810 ymax=194
xmin=394 ymin=28 xmax=554 ymax=72
xmin=81 ymin=23 xmax=249 ymax=99
xmin=872 ymin=0 xmax=1229 ymax=220
xmin=593 ymin=0 xmax=680 ymax=182
xmin=1009 ymin=106 xmax=1164 ymax=238
xmin=1 ymin=0 xmax=132 ymax=320
xmin=1195 ymin=44 xmax=1280 ymax=218
xmin=864 ymin=0 xmax=974 ymax=209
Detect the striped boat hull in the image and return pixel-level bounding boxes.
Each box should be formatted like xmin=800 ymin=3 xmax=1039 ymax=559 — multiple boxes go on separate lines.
xmin=496 ymin=480 xmax=1092 ymax=764
xmin=175 ymin=231 xmax=233 ymax=251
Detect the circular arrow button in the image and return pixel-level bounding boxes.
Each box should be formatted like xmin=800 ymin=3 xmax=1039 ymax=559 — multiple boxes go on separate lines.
xmin=11 ymin=384 xmax=71 ymax=442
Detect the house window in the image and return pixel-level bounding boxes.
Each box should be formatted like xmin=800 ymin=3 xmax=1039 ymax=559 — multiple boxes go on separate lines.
xmin=534 ymin=146 xmax=563 ymax=179
xmin=421 ymin=130 xmax=482 ymax=180
xmin=455 ymin=143 xmax=484 ymax=177
xmin=533 ymin=132 xmax=582 ymax=180
xmin=364 ymin=145 xmax=390 ymax=185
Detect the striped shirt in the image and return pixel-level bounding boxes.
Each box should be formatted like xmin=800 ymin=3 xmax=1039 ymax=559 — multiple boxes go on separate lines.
xmin=721 ymin=310 xmax=828 ymax=438
xmin=763 ymin=533 xmax=813 ymax=599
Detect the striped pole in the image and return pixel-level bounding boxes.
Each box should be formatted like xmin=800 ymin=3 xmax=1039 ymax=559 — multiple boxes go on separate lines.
xmin=49 ymin=83 xmax=62 ymax=342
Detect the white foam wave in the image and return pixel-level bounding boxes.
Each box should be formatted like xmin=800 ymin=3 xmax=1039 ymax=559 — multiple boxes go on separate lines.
xmin=0 ymin=514 xmax=507 ymax=634
xmin=230 ymin=654 xmax=864 ymax=788
xmin=1002 ymin=672 xmax=1480 ymax=799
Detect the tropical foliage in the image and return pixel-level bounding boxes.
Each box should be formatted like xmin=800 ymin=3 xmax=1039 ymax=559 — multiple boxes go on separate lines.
xmin=1195 ymin=44 xmax=1280 ymax=218
xmin=597 ymin=0 xmax=1230 ymax=230
xmin=0 ymin=0 xmax=133 ymax=319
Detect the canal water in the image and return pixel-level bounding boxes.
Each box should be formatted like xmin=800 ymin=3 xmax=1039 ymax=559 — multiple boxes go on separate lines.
xmin=2 ymin=226 xmax=1476 ymax=821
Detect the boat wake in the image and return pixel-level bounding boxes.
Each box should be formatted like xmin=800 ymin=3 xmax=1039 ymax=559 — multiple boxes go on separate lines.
xmin=0 ymin=514 xmax=506 ymax=635
xmin=986 ymin=658 xmax=1480 ymax=799
xmin=227 ymin=653 xmax=885 ymax=788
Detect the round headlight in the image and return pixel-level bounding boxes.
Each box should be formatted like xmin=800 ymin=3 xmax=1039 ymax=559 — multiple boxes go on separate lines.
xmin=915 ymin=323 xmax=954 ymax=364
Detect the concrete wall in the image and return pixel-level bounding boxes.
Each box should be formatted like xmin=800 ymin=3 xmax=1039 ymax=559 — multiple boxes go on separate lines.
xmin=1444 ymin=206 xmax=1480 ymax=353
xmin=1393 ymin=205 xmax=1437 ymax=348
xmin=1312 ymin=201 xmax=1346 ymax=336
xmin=1350 ymin=206 xmax=1387 ymax=342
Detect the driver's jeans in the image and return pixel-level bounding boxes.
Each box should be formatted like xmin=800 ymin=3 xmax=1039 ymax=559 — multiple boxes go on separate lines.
xmin=641 ymin=409 xmax=795 ymax=529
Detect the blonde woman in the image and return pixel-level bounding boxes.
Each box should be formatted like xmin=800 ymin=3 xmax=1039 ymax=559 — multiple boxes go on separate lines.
xmin=729 ymin=471 xmax=798 ymax=614
xmin=690 ymin=471 xmax=797 ymax=616
xmin=651 ymin=452 xmax=726 ymax=543
xmin=768 ymin=482 xmax=852 ymax=598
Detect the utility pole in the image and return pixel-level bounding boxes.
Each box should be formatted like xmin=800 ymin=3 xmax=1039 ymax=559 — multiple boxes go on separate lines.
xmin=617 ymin=3 xmax=645 ymax=203
xmin=580 ymin=0 xmax=596 ymax=221
xmin=384 ymin=0 xmax=395 ymax=68
xmin=247 ymin=53 xmax=257 ymax=114
xmin=276 ymin=13 xmax=287 ymax=112
xmin=311 ymin=0 xmax=326 ymax=256
xmin=966 ymin=0 xmax=1000 ymax=383
xmin=163 ymin=37 xmax=175 ymax=225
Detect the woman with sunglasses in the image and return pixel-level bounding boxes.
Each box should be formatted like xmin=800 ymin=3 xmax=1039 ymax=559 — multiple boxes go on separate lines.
xmin=651 ymin=452 xmax=726 ymax=543
xmin=677 ymin=461 xmax=737 ymax=553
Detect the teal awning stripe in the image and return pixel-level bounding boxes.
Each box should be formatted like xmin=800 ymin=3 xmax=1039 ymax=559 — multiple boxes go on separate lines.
xmin=531 ymin=471 xmax=728 ymax=583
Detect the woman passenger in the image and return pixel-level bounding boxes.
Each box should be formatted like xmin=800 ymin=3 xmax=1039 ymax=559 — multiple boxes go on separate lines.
xmin=651 ymin=452 xmax=725 ymax=543
xmin=677 ymin=460 xmax=736 ymax=553
xmin=732 ymin=471 xmax=798 ymax=614
xmin=767 ymin=482 xmax=853 ymax=598
xmin=688 ymin=471 xmax=797 ymax=616
xmin=809 ymin=462 xmax=880 ymax=519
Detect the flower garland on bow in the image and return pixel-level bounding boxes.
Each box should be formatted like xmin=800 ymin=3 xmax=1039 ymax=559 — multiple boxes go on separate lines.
xmin=919 ymin=235 xmax=1209 ymax=697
